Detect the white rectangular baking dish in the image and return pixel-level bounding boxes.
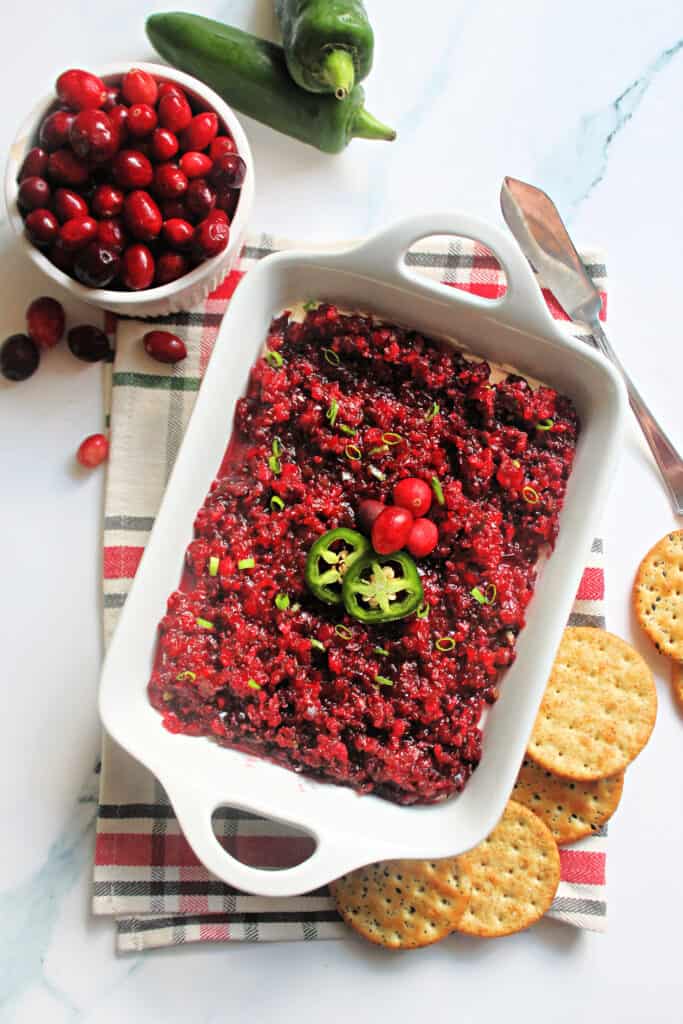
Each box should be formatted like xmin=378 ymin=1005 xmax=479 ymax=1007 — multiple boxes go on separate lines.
xmin=99 ymin=213 xmax=626 ymax=897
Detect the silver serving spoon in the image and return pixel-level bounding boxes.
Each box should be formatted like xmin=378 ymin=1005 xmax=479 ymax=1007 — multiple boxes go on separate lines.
xmin=500 ymin=176 xmax=683 ymax=517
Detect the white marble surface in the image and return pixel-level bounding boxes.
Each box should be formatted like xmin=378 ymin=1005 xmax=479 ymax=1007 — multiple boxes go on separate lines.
xmin=1 ymin=1 xmax=682 ymax=1020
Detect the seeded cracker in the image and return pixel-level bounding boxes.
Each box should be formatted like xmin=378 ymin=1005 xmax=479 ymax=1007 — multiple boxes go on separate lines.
xmin=672 ymin=660 xmax=683 ymax=713
xmin=456 ymin=800 xmax=560 ymax=938
xmin=513 ymin=757 xmax=624 ymax=845
xmin=330 ymin=857 xmax=471 ymax=949
xmin=528 ymin=628 xmax=657 ymax=781
xmin=633 ymin=530 xmax=683 ymax=662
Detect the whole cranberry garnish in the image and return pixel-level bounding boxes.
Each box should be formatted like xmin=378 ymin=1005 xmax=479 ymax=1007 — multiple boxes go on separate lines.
xmin=209 ymin=135 xmax=237 ymax=160
xmin=25 ymin=208 xmax=59 ymax=247
xmin=191 ymin=211 xmax=230 ymax=260
xmin=74 ymin=242 xmax=120 ymax=287
xmin=143 ymin=330 xmax=187 ymax=363
xmin=393 ymin=478 xmax=433 ymax=517
xmin=185 ymin=178 xmax=215 ymax=220
xmin=18 ymin=176 xmax=50 ymax=211
xmin=180 ymin=112 xmax=218 ymax=152
xmin=127 ymin=103 xmax=158 ymax=138
xmin=371 ymin=506 xmax=414 ymax=555
xmin=54 ymin=188 xmax=88 ymax=223
xmin=210 ymin=153 xmax=246 ymax=189
xmin=358 ymin=499 xmax=385 ymax=533
xmin=154 ymin=163 xmax=188 ymax=200
xmin=96 ymin=216 xmax=126 ymax=251
xmin=76 ymin=432 xmax=109 ymax=467
xmin=162 ymin=218 xmax=194 ymax=249
xmin=155 ymin=251 xmax=188 ymax=285
xmin=18 ymin=147 xmax=48 ymax=182
xmin=108 ymin=104 xmax=129 ymax=138
xmin=123 ymin=190 xmax=162 ymax=241
xmin=69 ymin=109 xmax=117 ymax=162
xmin=56 ymin=69 xmax=107 ymax=111
xmin=60 ymin=216 xmax=98 ymax=251
xmin=1 ymin=333 xmax=40 ymax=381
xmin=102 ymin=86 xmax=121 ymax=111
xmin=151 ymin=128 xmax=179 ymax=162
xmin=161 ymin=198 xmax=187 ymax=220
xmin=39 ymin=110 xmax=75 ymax=152
xmin=26 ymin=296 xmax=65 ymax=349
xmin=158 ymin=92 xmax=192 ymax=134
xmin=215 ymin=186 xmax=239 ymax=218
xmin=48 ymin=239 xmax=75 ymax=274
xmin=120 ymin=243 xmax=155 ymax=289
xmin=180 ymin=151 xmax=212 ymax=179
xmin=121 ymin=68 xmax=158 ymax=106
xmin=91 ymin=184 xmax=124 ymax=219
xmin=67 ymin=324 xmax=111 ymax=362
xmin=47 ymin=149 xmax=89 ymax=186
xmin=157 ymin=82 xmax=184 ymax=101
xmin=407 ymin=518 xmax=439 ymax=558
xmin=112 ymin=150 xmax=153 ymax=190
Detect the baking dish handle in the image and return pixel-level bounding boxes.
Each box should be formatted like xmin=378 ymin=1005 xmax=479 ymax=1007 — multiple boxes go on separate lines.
xmin=344 ymin=212 xmax=553 ymax=334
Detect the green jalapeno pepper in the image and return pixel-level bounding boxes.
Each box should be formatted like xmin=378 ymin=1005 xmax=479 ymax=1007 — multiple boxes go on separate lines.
xmin=342 ymin=552 xmax=423 ymax=623
xmin=305 ymin=528 xmax=370 ymax=605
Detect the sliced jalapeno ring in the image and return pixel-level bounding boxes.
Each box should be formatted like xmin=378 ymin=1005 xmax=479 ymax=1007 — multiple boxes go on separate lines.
xmin=305 ymin=527 xmax=371 ymax=605
xmin=342 ymin=551 xmax=423 ymax=623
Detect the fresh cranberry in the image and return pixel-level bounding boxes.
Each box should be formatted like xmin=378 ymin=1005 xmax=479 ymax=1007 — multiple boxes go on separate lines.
xmin=371 ymin=506 xmax=414 ymax=554
xmin=18 ymin=147 xmax=48 ymax=182
xmin=161 ymin=198 xmax=187 ymax=220
xmin=154 ymin=163 xmax=188 ymax=200
xmin=18 ymin=176 xmax=50 ymax=211
xmin=102 ymin=86 xmax=121 ymax=111
xmin=54 ymin=188 xmax=88 ymax=223
xmin=191 ymin=212 xmax=229 ymax=259
xmin=180 ymin=112 xmax=218 ymax=152
xmin=108 ymin=104 xmax=129 ymax=138
xmin=157 ymin=82 xmax=184 ymax=101
xmin=143 ymin=330 xmax=187 ymax=363
xmin=56 ymin=69 xmax=106 ymax=111
xmin=69 ymin=109 xmax=117 ymax=162
xmin=162 ymin=218 xmax=194 ymax=249
xmin=127 ymin=103 xmax=158 ymax=138
xmin=209 ymin=135 xmax=237 ymax=160
xmin=155 ymin=250 xmax=188 ymax=285
xmin=185 ymin=178 xmax=215 ymax=220
xmin=120 ymin=243 xmax=155 ymax=289
xmin=407 ymin=518 xmax=439 ymax=558
xmin=393 ymin=477 xmax=432 ymax=517
xmin=112 ymin=149 xmax=153 ymax=189
xmin=210 ymin=153 xmax=246 ymax=189
xmin=67 ymin=324 xmax=111 ymax=362
xmin=123 ymin=190 xmax=162 ymax=241
xmin=91 ymin=184 xmax=124 ymax=218
xmin=1 ymin=334 xmax=40 ymax=381
xmin=215 ymin=186 xmax=239 ymax=218
xmin=121 ymin=68 xmax=158 ymax=106
xmin=39 ymin=110 xmax=75 ymax=152
xmin=158 ymin=92 xmax=192 ymax=134
xmin=151 ymin=128 xmax=179 ymax=161
xmin=26 ymin=296 xmax=65 ymax=349
xmin=25 ymin=208 xmax=59 ymax=247
xmin=59 ymin=216 xmax=98 ymax=251
xmin=358 ymin=499 xmax=385 ymax=533
xmin=73 ymin=242 xmax=120 ymax=287
xmin=180 ymin=151 xmax=212 ymax=179
xmin=47 ymin=149 xmax=89 ymax=186
xmin=48 ymin=239 xmax=75 ymax=274
xmin=96 ymin=217 xmax=126 ymax=251
xmin=76 ymin=432 xmax=109 ymax=467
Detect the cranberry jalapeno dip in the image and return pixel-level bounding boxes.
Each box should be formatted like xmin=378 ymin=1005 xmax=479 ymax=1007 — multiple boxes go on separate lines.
xmin=148 ymin=304 xmax=579 ymax=805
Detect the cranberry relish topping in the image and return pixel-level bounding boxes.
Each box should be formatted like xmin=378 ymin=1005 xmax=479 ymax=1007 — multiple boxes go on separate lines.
xmin=148 ymin=305 xmax=579 ymax=805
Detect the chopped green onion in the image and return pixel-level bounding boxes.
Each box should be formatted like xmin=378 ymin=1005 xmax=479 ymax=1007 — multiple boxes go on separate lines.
xmin=303 ymin=300 xmax=318 ymax=312
xmin=335 ymin=623 xmax=353 ymax=640
xmin=536 ymin=419 xmax=554 ymax=431
xmin=369 ymin=445 xmax=389 ymax=456
xmin=196 ymin=617 xmax=214 ymax=630
xmin=322 ymin=347 xmax=340 ymax=367
xmin=425 ymin=402 xmax=440 ymax=421
xmin=369 ymin=466 xmax=386 ymax=482
xmin=176 ymin=671 xmax=196 ymax=682
xmin=264 ymin=349 xmax=283 ymax=369
xmin=522 ymin=485 xmax=540 ymax=505
xmin=272 ymin=436 xmax=283 ymax=457
xmin=485 ymin=583 xmax=497 ymax=605
xmin=208 ymin=556 xmax=219 ymax=577
xmin=344 ymin=444 xmax=362 ymax=462
xmin=338 ymin=423 xmax=356 ymax=436
xmin=470 ymin=587 xmax=486 ymax=605
xmin=374 ymin=646 xmax=389 ymax=656
xmin=270 ymin=495 xmax=285 ymax=512
xmin=435 ymin=636 xmax=456 ymax=652
xmin=238 ymin=557 xmax=255 ymax=570
xmin=511 ymin=459 xmax=521 ymax=468
xmin=311 ymin=638 xmax=325 ymax=652
xmin=416 ymin=603 xmax=430 ymax=619
xmin=470 ymin=585 xmax=496 ymax=606
xmin=291 ymin=602 xmax=301 ymax=613
xmin=326 ymin=399 xmax=339 ymax=427
xmin=381 ymin=432 xmax=403 ymax=446
xmin=374 ymin=675 xmax=394 ymax=687
xmin=247 ymin=679 xmax=261 ymax=690
xmin=275 ymin=593 xmax=290 ymax=611
xmin=268 ymin=455 xmax=282 ymax=475
xmin=431 ymin=476 xmax=445 ymax=505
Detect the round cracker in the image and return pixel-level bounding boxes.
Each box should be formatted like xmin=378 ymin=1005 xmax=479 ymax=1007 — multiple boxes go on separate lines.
xmin=456 ymin=800 xmax=560 ymax=938
xmin=528 ymin=627 xmax=657 ymax=781
xmin=633 ymin=530 xmax=683 ymax=662
xmin=672 ymin=660 xmax=683 ymax=713
xmin=513 ymin=757 xmax=624 ymax=845
xmin=330 ymin=857 xmax=470 ymax=950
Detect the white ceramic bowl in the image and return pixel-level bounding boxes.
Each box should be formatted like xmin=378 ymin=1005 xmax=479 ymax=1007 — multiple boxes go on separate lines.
xmin=4 ymin=62 xmax=254 ymax=317
xmin=99 ymin=212 xmax=627 ymax=897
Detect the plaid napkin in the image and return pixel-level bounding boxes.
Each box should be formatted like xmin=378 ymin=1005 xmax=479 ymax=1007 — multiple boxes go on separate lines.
xmin=94 ymin=235 xmax=610 ymax=952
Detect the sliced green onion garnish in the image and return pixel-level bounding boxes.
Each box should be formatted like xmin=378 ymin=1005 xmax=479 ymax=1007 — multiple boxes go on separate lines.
xmin=369 ymin=466 xmax=386 ymax=482
xmin=176 ymin=671 xmax=196 ymax=682
xmin=270 ymin=495 xmax=285 ymax=512
xmin=311 ymin=638 xmax=325 ymax=651
xmin=268 ymin=455 xmax=282 ymax=475
xmin=196 ymin=617 xmax=214 ymax=630
xmin=381 ymin=432 xmax=402 ymax=446
xmin=435 ymin=636 xmax=456 ymax=652
xmin=303 ymin=300 xmax=318 ymax=312
xmin=275 ymin=593 xmax=290 ymax=611
xmin=208 ymin=556 xmax=219 ymax=577
xmin=536 ymin=419 xmax=554 ymax=431
xmin=374 ymin=675 xmax=393 ymax=687
xmin=511 ymin=459 xmax=521 ymax=468
xmin=326 ymin=399 xmax=339 ymax=427
xmin=272 ymin=436 xmax=283 ymax=457
xmin=291 ymin=602 xmax=301 ymax=613
xmin=425 ymin=402 xmax=440 ymax=421
xmin=344 ymin=444 xmax=362 ymax=461
xmin=369 ymin=445 xmax=389 ymax=456
xmin=335 ymin=623 xmax=353 ymax=640
xmin=522 ymin=485 xmax=540 ymax=505
xmin=431 ymin=476 xmax=445 ymax=505
xmin=238 ymin=557 xmax=255 ymax=570
xmin=264 ymin=349 xmax=283 ymax=369
xmin=322 ymin=347 xmax=340 ymax=367
xmin=470 ymin=587 xmax=486 ymax=605
xmin=338 ymin=423 xmax=356 ymax=436
xmin=470 ymin=585 xmax=496 ymax=606
xmin=247 ymin=679 xmax=261 ymax=690
xmin=485 ymin=583 xmax=497 ymax=605
xmin=374 ymin=646 xmax=389 ymax=656
xmin=416 ymin=602 xmax=429 ymax=619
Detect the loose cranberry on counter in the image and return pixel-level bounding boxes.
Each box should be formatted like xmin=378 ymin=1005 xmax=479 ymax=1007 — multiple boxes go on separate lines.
xmin=48 ymin=238 xmax=75 ymax=274
xmin=69 ymin=109 xmax=117 ymax=162
xmin=215 ymin=185 xmax=239 ymax=218
xmin=358 ymin=499 xmax=385 ymax=533
xmin=209 ymin=135 xmax=237 ymax=160
xmin=26 ymin=296 xmax=65 ymax=349
xmin=112 ymin=149 xmax=153 ymax=190
xmin=102 ymin=86 xmax=121 ymax=111
xmin=54 ymin=188 xmax=89 ymax=223
xmin=120 ymin=243 xmax=155 ymax=289
xmin=155 ymin=251 xmax=188 ymax=285
xmin=143 ymin=329 xmax=187 ymax=363
xmin=67 ymin=324 xmax=111 ymax=362
xmin=18 ymin=176 xmax=50 ymax=211
xmin=96 ymin=217 xmax=126 ymax=251
xmin=191 ymin=211 xmax=229 ymax=259
xmin=25 ymin=208 xmax=59 ymax=247
xmin=180 ymin=112 xmax=218 ymax=152
xmin=17 ymin=147 xmax=48 ymax=182
xmin=180 ymin=151 xmax=212 ymax=179
xmin=210 ymin=153 xmax=246 ymax=189
xmin=393 ymin=477 xmax=433 ymax=517
xmin=121 ymin=68 xmax=158 ymax=106
xmin=73 ymin=242 xmax=120 ymax=287
xmin=1 ymin=333 xmax=40 ymax=381
xmin=39 ymin=110 xmax=75 ymax=152
xmin=371 ymin=505 xmax=414 ymax=555
xmin=108 ymin=104 xmax=129 ymax=138
xmin=127 ymin=103 xmax=158 ymax=138
xmin=151 ymin=127 xmax=179 ymax=162
xmin=407 ymin=518 xmax=439 ymax=558
xmin=76 ymin=432 xmax=109 ymax=467
xmin=185 ymin=178 xmax=215 ymax=220
xmin=154 ymin=163 xmax=188 ymax=200
xmin=59 ymin=215 xmax=98 ymax=251
xmin=91 ymin=184 xmax=124 ymax=218
xmin=123 ymin=190 xmax=162 ymax=241
xmin=56 ymin=69 xmax=106 ymax=111
xmin=47 ymin=149 xmax=89 ymax=186
xmin=162 ymin=217 xmax=194 ymax=249
xmin=160 ymin=198 xmax=187 ymax=220
xmin=158 ymin=91 xmax=192 ymax=134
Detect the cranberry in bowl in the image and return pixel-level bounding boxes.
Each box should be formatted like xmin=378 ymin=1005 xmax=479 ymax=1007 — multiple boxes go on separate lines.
xmin=5 ymin=63 xmax=253 ymax=317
